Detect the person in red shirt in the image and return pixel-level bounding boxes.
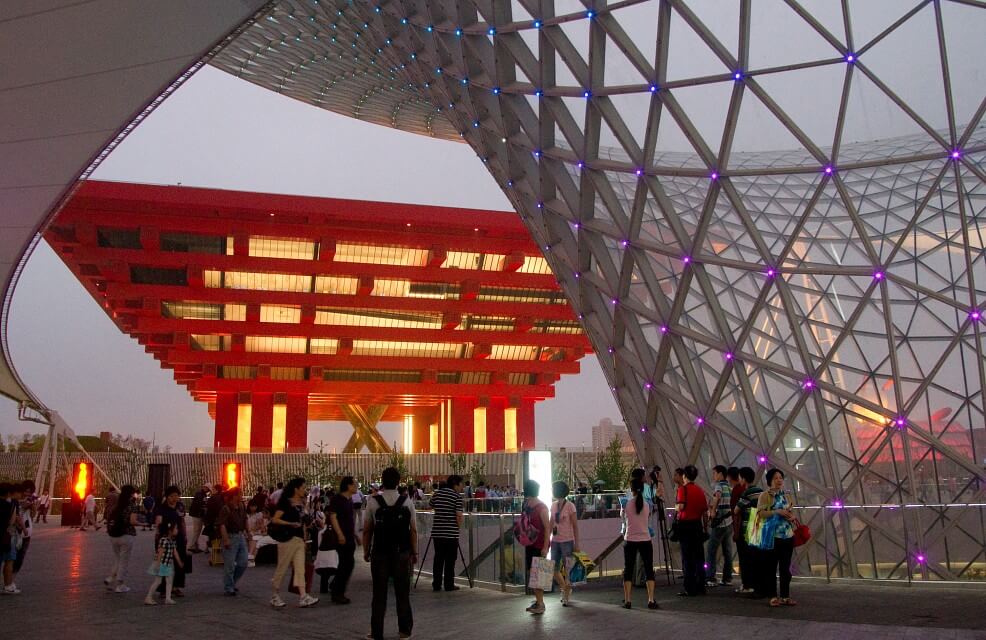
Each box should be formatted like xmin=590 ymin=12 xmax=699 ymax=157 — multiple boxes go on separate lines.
xmin=675 ymin=465 xmax=709 ymax=596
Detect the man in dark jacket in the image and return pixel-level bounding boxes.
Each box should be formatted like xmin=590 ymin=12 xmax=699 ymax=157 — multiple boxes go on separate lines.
xmin=203 ymin=484 xmax=225 ymax=551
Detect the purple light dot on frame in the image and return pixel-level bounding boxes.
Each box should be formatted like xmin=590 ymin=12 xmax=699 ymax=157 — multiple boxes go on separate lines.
xmin=725 ymin=352 xmax=734 ymax=361
xmin=803 ymin=378 xmax=815 ymax=390
xmin=649 ymin=84 xmax=658 ymax=93
xmin=710 ymin=171 xmax=719 ymax=181
xmin=640 ymin=427 xmax=646 ymax=432
xmin=660 ymin=325 xmax=668 ymax=334
xmin=766 ymin=268 xmax=776 ymax=278
xmin=951 ymin=149 xmax=961 ymax=160
xmin=874 ymin=270 xmax=885 ymax=280
xmin=895 ymin=416 xmax=907 ymax=429
xmin=832 ymin=500 xmax=843 ymax=509
xmin=645 ymin=382 xmax=653 ymax=390
xmin=611 ymin=298 xmax=618 ymax=305
xmin=916 ymin=553 xmax=926 ymax=564
xmin=577 ymin=161 xmax=585 ymax=169
xmin=733 ymin=71 xmax=743 ymax=81
xmin=971 ymin=309 xmax=981 ymax=321
xmin=695 ymin=416 xmax=705 ymax=426
xmin=583 ymin=89 xmax=592 ymax=99
xmin=682 ymin=255 xmax=691 ymax=265
xmin=621 ymin=239 xmax=629 ymax=247
xmin=607 ymin=347 xmax=614 ymax=353
xmin=757 ymin=455 xmax=767 ymax=464
xmin=635 ymin=168 xmax=644 ymax=176
xmin=845 ymin=53 xmax=855 ymax=63
xmin=824 ymin=165 xmax=834 ymax=175
xmin=574 ymin=272 xmax=580 ymax=279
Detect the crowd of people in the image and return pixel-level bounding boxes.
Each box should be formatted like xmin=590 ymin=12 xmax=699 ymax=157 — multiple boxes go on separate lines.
xmin=0 ymin=461 xmax=802 ymax=633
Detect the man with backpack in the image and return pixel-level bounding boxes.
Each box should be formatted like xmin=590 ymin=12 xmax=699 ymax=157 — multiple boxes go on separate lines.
xmin=363 ymin=467 xmax=416 ymax=640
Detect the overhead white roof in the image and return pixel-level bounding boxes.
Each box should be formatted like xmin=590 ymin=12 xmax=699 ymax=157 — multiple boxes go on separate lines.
xmin=0 ymin=0 xmax=267 ymax=409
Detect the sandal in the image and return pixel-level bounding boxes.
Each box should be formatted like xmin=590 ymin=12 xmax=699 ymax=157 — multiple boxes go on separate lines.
xmin=781 ymin=598 xmax=797 ymax=606
xmin=769 ymin=597 xmax=782 ymax=607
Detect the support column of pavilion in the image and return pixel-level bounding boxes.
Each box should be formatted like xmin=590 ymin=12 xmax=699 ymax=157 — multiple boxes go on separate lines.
xmin=340 ymin=404 xmax=392 ymax=453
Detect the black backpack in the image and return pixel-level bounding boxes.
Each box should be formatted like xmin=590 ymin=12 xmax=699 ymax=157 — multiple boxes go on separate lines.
xmin=371 ymin=495 xmax=411 ymax=553
xmin=107 ymin=507 xmax=129 ymax=538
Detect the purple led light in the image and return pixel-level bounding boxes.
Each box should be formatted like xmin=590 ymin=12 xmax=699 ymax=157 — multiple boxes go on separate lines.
xmin=845 ymin=53 xmax=855 ymax=63
xmin=573 ymin=222 xmax=581 ymax=229
xmin=757 ymin=455 xmax=767 ymax=464
xmin=951 ymin=149 xmax=961 ymax=160
xmin=824 ymin=165 xmax=834 ymax=175
xmin=766 ymin=268 xmax=776 ymax=278
xmin=710 ymin=171 xmax=719 ymax=181
xmin=621 ymin=239 xmax=629 ymax=247
xmin=649 ymin=84 xmax=659 ymax=93
xmin=660 ymin=325 xmax=669 ymax=334
xmin=724 ymin=352 xmax=734 ymax=361
xmin=644 ymin=382 xmax=653 ymax=390
xmin=577 ymin=161 xmax=585 ymax=169
xmin=682 ymin=256 xmax=691 ymax=265
xmin=607 ymin=346 xmax=614 ymax=353
xmin=873 ymin=270 xmax=885 ymax=280
xmin=611 ymin=298 xmax=618 ymax=305
xmin=635 ymin=168 xmax=644 ymax=176
xmin=733 ymin=71 xmax=743 ymax=81
xmin=574 ymin=272 xmax=580 ymax=279
xmin=895 ymin=416 xmax=907 ymax=429
xmin=536 ymin=201 xmax=544 ymax=209
xmin=832 ymin=500 xmax=843 ymax=509
xmin=971 ymin=309 xmax=982 ymax=321
xmin=640 ymin=427 xmax=646 ymax=432
xmin=803 ymin=378 xmax=815 ymax=390
xmin=695 ymin=416 xmax=705 ymax=426
xmin=916 ymin=553 xmax=926 ymax=564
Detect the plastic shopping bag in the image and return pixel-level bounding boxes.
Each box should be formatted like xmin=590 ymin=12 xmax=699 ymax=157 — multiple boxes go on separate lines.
xmin=566 ymin=556 xmax=587 ymax=587
xmin=528 ymin=556 xmax=554 ymax=591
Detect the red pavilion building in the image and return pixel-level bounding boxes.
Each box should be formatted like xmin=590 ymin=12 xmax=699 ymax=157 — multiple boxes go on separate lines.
xmin=46 ymin=181 xmax=591 ymax=453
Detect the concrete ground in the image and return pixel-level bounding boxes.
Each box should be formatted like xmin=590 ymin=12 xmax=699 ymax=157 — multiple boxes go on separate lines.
xmin=4 ymin=523 xmax=985 ymax=640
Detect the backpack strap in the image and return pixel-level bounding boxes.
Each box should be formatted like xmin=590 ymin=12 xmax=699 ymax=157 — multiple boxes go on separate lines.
xmin=374 ymin=495 xmax=387 ymax=510
xmin=395 ymin=495 xmax=407 ymax=509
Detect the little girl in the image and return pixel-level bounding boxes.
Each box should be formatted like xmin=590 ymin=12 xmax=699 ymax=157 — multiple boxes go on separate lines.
xmin=145 ymin=522 xmax=183 ymax=605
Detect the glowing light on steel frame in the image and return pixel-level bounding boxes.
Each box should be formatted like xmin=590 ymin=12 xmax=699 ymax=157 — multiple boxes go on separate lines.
xmin=225 ymin=462 xmax=240 ymax=489
xmin=73 ymin=462 xmax=90 ymax=500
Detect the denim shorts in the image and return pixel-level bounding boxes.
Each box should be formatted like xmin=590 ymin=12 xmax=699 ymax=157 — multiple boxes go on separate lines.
xmin=550 ymin=540 xmax=574 ymax=571
xmin=0 ymin=547 xmax=17 ymax=563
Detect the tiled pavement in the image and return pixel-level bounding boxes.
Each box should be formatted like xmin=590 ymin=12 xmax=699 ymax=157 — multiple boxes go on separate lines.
xmin=4 ymin=523 xmax=985 ymax=640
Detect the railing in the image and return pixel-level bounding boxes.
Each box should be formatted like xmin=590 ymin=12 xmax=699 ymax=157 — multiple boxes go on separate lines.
xmin=411 ymin=499 xmax=986 ymax=587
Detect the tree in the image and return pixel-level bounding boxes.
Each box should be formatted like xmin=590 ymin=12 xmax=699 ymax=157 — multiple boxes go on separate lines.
xmin=468 ymin=459 xmax=486 ymax=486
xmin=385 ymin=448 xmax=410 ymax=484
xmin=553 ymin=455 xmax=571 ymax=484
xmin=446 ymin=452 xmax=467 ymax=477
xmin=590 ymin=436 xmax=630 ymax=491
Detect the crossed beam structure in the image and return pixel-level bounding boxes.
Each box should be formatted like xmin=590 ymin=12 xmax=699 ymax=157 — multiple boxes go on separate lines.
xmin=206 ymin=0 xmax=986 ymax=580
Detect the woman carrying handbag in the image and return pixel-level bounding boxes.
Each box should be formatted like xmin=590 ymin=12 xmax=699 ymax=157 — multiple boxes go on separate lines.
xmin=755 ymin=468 xmax=798 ymax=607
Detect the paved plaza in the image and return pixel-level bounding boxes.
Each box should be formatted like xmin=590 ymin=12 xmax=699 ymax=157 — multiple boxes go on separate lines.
xmin=3 ymin=523 xmax=985 ymax=639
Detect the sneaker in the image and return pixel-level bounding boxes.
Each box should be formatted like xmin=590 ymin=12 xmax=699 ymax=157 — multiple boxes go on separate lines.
xmin=735 ymin=587 xmax=755 ymax=594
xmin=143 ymin=597 xmax=157 ymax=606
xmin=247 ymin=560 xmax=256 ymax=568
xmin=399 ymin=633 xmax=413 ymax=639
xmin=528 ymin=604 xmax=545 ymax=615
xmin=299 ymin=594 xmax=319 ymax=608
xmin=164 ymin=598 xmax=176 ymax=605
xmin=114 ymin=585 xmax=131 ymax=593
xmin=3 ymin=585 xmax=20 ymax=595
xmin=718 ymin=581 xmax=732 ymax=587
xmin=705 ymin=580 xmax=718 ymax=588
xmin=271 ymin=594 xmax=287 ymax=608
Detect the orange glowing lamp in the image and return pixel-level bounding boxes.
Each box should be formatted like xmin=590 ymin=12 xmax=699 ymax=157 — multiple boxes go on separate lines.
xmin=225 ymin=462 xmax=240 ymax=489
xmin=73 ymin=462 xmax=91 ymax=500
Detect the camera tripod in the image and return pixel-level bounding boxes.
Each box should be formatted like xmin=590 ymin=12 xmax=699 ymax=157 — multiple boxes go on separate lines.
xmin=413 ymin=536 xmax=474 ymax=589
xmin=654 ymin=498 xmax=675 ymax=585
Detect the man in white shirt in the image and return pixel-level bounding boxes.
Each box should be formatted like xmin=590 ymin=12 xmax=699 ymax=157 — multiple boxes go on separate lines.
xmin=81 ymin=492 xmax=99 ymax=531
xmin=352 ymin=485 xmax=365 ymax=534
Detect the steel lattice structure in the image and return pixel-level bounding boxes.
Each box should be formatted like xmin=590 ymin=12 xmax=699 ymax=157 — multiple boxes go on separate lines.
xmin=207 ymin=1 xmax=986 ymax=579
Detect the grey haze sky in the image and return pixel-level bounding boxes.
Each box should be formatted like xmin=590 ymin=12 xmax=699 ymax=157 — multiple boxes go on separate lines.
xmin=0 ymin=66 xmax=619 ymax=450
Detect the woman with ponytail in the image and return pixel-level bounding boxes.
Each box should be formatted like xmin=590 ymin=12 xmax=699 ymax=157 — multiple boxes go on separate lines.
xmin=621 ymin=478 xmax=657 ymax=609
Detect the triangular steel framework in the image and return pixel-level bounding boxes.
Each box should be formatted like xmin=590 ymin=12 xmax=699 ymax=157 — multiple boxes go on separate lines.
xmin=209 ymin=0 xmax=986 ymax=580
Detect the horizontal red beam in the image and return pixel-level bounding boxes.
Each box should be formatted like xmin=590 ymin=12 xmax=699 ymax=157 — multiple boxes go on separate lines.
xmin=67 ymin=246 xmax=559 ymax=289
xmin=134 ymin=317 xmax=589 ymax=348
xmin=165 ymin=350 xmax=580 ymax=374
xmin=101 ymin=282 xmax=579 ymax=321
xmin=191 ymin=379 xmax=554 ymax=399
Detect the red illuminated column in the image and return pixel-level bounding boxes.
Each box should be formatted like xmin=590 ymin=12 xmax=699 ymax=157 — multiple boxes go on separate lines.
xmin=451 ymin=398 xmax=476 ymax=453
xmin=214 ymin=392 xmax=237 ymax=452
xmin=412 ymin=412 xmax=432 ymax=453
xmin=285 ymin=393 xmax=309 ymax=453
xmin=517 ymin=399 xmax=535 ymax=451
xmin=250 ymin=392 xmax=274 ymax=452
xmin=486 ymin=398 xmax=506 ymax=452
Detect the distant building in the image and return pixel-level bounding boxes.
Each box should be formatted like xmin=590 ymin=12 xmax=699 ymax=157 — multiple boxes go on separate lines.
xmin=591 ymin=418 xmax=632 ymax=452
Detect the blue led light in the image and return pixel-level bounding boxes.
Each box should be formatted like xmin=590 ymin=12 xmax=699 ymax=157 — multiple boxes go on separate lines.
xmin=733 ymin=70 xmax=743 ymax=81
xmin=435 ymin=67 xmax=442 ymax=74
xmin=455 ymin=28 xmax=463 ymax=37
xmin=586 ymin=10 xmax=595 ymax=18
xmin=583 ymin=89 xmax=591 ymax=98
xmin=400 ymin=17 xmax=408 ymax=25
xmin=488 ymin=27 xmax=496 ymax=36
xmin=535 ymin=89 xmax=543 ymax=97
xmin=649 ymin=84 xmax=658 ymax=93
xmin=492 ymin=87 xmax=501 ymax=95
xmin=473 ymin=120 xmax=480 ymax=128
xmin=461 ymin=77 xmax=469 ymax=85
xmin=533 ymin=20 xmax=542 ymax=28
xmin=426 ymin=25 xmax=434 ymax=32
